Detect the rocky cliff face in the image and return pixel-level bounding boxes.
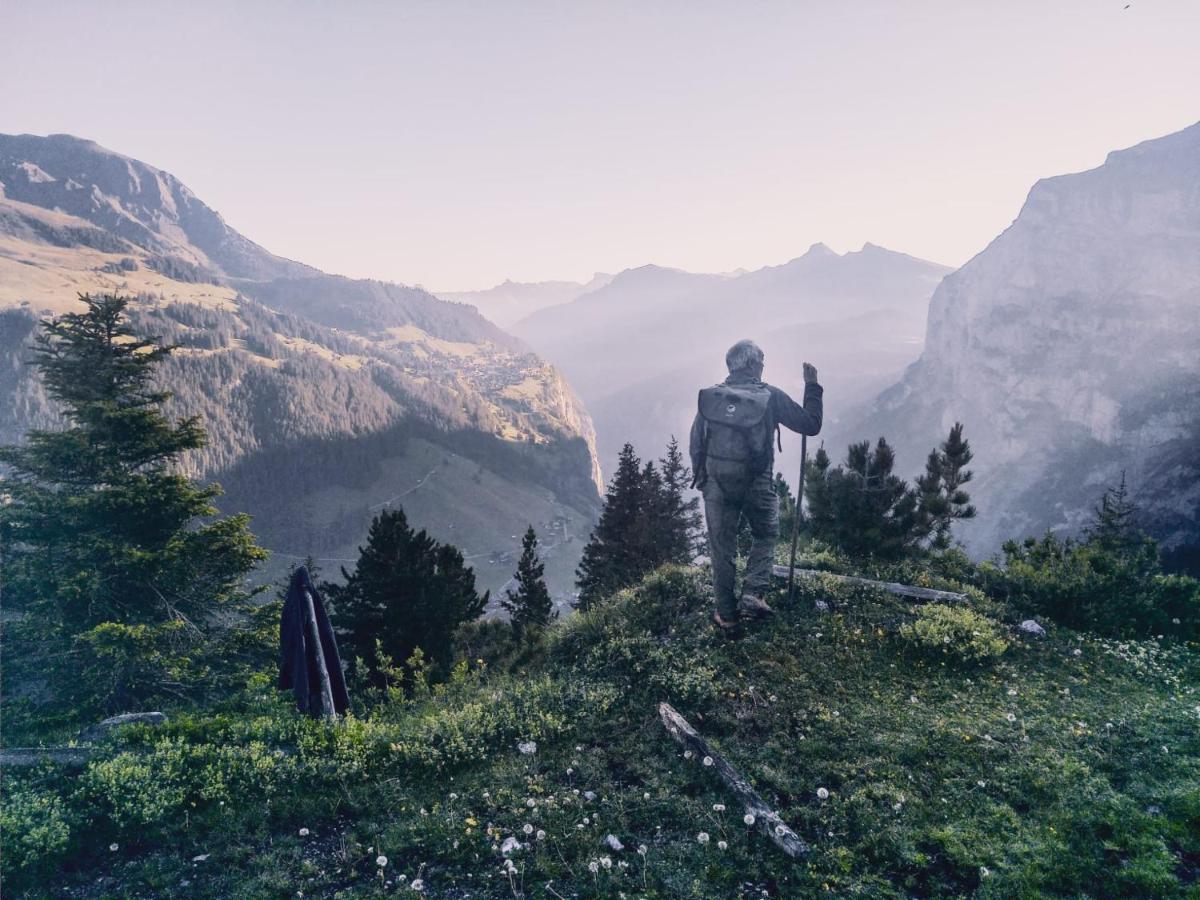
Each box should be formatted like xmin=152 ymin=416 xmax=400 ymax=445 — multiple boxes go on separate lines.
xmin=850 ymin=122 xmax=1200 ymax=564
xmin=0 ymin=133 xmax=603 ymax=600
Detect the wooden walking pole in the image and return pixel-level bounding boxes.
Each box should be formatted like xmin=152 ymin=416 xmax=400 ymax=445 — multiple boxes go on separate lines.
xmin=786 ymin=433 xmax=807 ymax=602
xmin=301 ymin=588 xmax=338 ymax=720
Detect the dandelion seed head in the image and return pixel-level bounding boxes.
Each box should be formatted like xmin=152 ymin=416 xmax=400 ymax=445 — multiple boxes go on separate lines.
xmin=744 ymin=813 xmax=756 ymax=825
xmin=376 ymin=855 xmax=388 ymax=868
xmin=817 ymin=787 xmax=829 ymax=800
xmin=697 ymin=832 xmax=710 ymax=844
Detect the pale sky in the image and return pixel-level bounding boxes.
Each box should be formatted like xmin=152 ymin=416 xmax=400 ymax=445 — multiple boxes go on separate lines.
xmin=3 ymin=1 xmax=1197 ymax=291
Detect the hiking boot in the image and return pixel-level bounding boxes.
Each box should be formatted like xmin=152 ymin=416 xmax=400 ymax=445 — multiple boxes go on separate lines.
xmin=737 ymin=594 xmax=775 ymax=619
xmin=710 ymin=611 xmax=741 ymax=635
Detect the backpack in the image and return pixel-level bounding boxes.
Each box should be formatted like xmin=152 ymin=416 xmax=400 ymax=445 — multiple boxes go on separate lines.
xmin=696 ymin=382 xmax=776 ymax=487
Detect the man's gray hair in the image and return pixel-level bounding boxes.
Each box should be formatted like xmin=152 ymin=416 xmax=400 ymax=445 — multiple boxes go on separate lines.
xmin=725 ymin=339 xmax=764 ymax=373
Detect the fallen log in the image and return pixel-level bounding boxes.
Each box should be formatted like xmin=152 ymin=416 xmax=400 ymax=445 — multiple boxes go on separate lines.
xmin=770 ymin=565 xmax=966 ymax=603
xmin=1 ymin=711 xmax=168 ymax=769
xmin=658 ymin=702 xmax=808 ymax=859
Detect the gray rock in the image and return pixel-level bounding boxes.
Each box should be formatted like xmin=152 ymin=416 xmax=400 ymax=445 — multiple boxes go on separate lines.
xmin=1018 ymin=620 xmax=1046 ymax=637
xmin=814 ymin=599 xmax=831 ymax=613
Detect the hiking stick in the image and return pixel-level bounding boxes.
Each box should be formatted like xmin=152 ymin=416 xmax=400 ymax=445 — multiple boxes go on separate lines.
xmin=786 ymin=433 xmax=807 ymax=602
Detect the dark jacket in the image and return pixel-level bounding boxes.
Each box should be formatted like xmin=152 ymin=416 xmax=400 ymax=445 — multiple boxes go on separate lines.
xmin=689 ymin=372 xmax=823 ymax=483
xmin=278 ymin=566 xmax=350 ymax=716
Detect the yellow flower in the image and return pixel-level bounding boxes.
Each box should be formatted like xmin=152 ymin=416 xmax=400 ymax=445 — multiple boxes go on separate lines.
xmin=465 ymin=817 xmax=478 ymax=826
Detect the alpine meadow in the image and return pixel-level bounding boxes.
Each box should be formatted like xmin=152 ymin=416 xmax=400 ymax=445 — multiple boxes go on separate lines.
xmin=1 ymin=3 xmax=1199 ymax=898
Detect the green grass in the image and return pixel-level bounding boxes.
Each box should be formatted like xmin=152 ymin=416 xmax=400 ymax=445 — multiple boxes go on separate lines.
xmin=4 ymin=567 xmax=1198 ymax=897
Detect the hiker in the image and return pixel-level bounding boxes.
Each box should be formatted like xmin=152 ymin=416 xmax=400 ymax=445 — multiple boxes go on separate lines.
xmin=689 ymin=340 xmax=822 ymax=631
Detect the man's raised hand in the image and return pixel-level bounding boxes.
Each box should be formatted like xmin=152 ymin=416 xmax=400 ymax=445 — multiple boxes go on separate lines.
xmin=803 ymin=362 xmax=818 ymax=384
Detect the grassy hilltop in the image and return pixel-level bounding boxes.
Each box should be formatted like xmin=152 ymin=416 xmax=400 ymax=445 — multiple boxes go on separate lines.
xmin=5 ymin=564 xmax=1197 ymax=898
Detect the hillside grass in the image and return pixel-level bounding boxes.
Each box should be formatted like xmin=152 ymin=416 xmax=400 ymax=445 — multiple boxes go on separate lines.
xmin=3 ymin=567 xmax=1198 ymax=898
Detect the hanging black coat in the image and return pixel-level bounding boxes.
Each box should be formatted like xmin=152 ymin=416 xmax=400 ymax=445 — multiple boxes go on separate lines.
xmin=278 ymin=566 xmax=350 ymax=716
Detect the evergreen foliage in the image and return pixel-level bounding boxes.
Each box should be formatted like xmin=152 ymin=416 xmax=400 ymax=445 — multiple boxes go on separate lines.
xmin=986 ymin=478 xmax=1200 ymax=639
xmin=501 ymin=525 xmax=556 ymax=639
xmin=915 ymin=422 xmax=977 ymax=551
xmin=804 ymin=437 xmax=921 ymax=560
xmin=575 ymin=441 xmax=703 ymax=610
xmin=326 ymin=507 xmax=488 ymax=686
xmin=0 ymin=294 xmax=266 ymax=720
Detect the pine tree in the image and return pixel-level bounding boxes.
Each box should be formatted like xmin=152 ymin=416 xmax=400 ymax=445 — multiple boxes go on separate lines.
xmin=774 ymin=471 xmax=797 ymax=540
xmin=575 ymin=444 xmax=647 ymax=610
xmin=656 ymin=437 xmax=704 ymax=563
xmin=501 ymin=525 xmax=555 ymax=639
xmin=327 ymin=507 xmax=487 ymax=686
xmin=804 ymin=437 xmax=920 ymax=560
xmin=0 ymin=294 xmax=266 ymax=717
xmin=1086 ymin=471 xmax=1139 ymax=554
xmin=915 ymin=422 xmax=976 ymax=551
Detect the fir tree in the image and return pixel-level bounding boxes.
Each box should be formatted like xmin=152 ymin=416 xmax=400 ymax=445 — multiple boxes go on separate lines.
xmin=1085 ymin=471 xmax=1139 ymax=554
xmin=575 ymin=444 xmax=647 ymax=610
xmin=656 ymin=436 xmax=704 ymax=563
xmin=501 ymin=525 xmax=555 ymax=639
xmin=804 ymin=437 xmax=921 ymax=560
xmin=327 ymin=507 xmax=486 ymax=686
xmin=915 ymin=422 xmax=976 ymax=551
xmin=0 ymin=294 xmax=266 ymax=717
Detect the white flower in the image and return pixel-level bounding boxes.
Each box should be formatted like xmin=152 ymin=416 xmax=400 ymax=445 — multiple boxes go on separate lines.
xmin=1007 ymin=688 xmax=1018 ymax=696
xmin=566 ymin=767 xmax=574 ymax=775
xmin=702 ymin=756 xmax=714 ymax=767
xmin=684 ymin=750 xmax=694 ymax=759
xmin=376 ymin=855 xmax=389 ymax=868
xmin=410 ymin=878 xmax=425 ymax=892
xmin=977 ymin=780 xmax=987 ymax=788
xmin=449 ymin=792 xmax=458 ymax=800
xmin=109 ymin=843 xmax=119 ymax=852
xmin=817 ymin=787 xmax=829 ymax=800
xmin=980 ymin=866 xmax=991 ymax=877
xmin=1006 ymin=712 xmax=1016 ymax=722
xmin=713 ymin=803 xmax=725 ymax=812
xmin=637 ymin=844 xmax=648 ymax=855
xmin=298 ymin=827 xmax=310 ymax=837
xmin=743 ymin=813 xmax=756 ymax=826
xmin=536 ymin=829 xmax=546 ymax=840
xmin=518 ymin=740 xmax=538 ymax=755
xmin=775 ymin=824 xmax=787 ymax=836
xmin=523 ymin=823 xmax=534 ymax=835
xmin=1072 ymin=648 xmax=1082 ymax=657
xmin=769 ymin=694 xmax=778 ymax=702
xmin=717 ymin=840 xmax=728 ymax=850
xmin=526 ymin=798 xmax=536 ymax=808
xmin=697 ymin=832 xmax=710 ymax=844
xmin=601 ymin=856 xmax=613 ymax=869
xmin=643 ymin=792 xmax=650 ymax=800
xmin=588 ymin=860 xmax=599 ymax=873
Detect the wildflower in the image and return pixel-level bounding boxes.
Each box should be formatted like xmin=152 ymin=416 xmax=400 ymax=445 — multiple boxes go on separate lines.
xmin=376 ymin=855 xmax=389 ymax=868
xmin=1007 ymin=688 xmax=1017 ymax=696
xmin=717 ymin=840 xmax=728 ymax=850
xmin=299 ymin=828 xmax=310 ymax=837
xmin=684 ymin=750 xmax=694 ymax=760
xmin=817 ymin=787 xmax=829 ymax=800
xmin=769 ymin=694 xmax=778 ymax=702
xmin=449 ymin=792 xmax=458 ymax=800
xmin=588 ymin=860 xmax=599 ymax=873
xmin=566 ymin=767 xmax=574 ymax=775
xmin=518 ymin=740 xmax=538 ymax=754
xmin=419 ymin=808 xmax=428 ymax=816
xmin=697 ymin=832 xmax=710 ymax=844
xmin=977 ymin=780 xmax=987 ymax=788
xmin=775 ymin=824 xmax=788 ymax=837
xmin=109 ymin=843 xmax=119 ymax=852
xmin=702 ymin=756 xmax=714 ymax=767
xmin=1006 ymin=712 xmax=1016 ymax=722
xmin=744 ymin=813 xmax=756 ymax=825
xmin=643 ymin=792 xmax=650 ymax=800
xmin=523 ymin=824 xmax=534 ymax=835
xmin=1072 ymin=648 xmax=1082 ymax=657
xmin=410 ymin=879 xmax=425 ymax=891
xmin=601 ymin=856 xmax=613 ymax=869
xmin=536 ymin=829 xmax=546 ymax=841
xmin=713 ymin=803 xmax=725 ymax=812
xmin=980 ymin=866 xmax=991 ymax=877
xmin=526 ymin=798 xmax=536 ymax=808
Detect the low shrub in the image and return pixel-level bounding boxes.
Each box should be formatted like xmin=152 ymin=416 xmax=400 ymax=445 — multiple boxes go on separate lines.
xmin=898 ymin=603 xmax=1009 ymax=665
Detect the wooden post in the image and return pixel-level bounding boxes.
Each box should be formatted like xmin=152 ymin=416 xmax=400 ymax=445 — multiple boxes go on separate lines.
xmin=302 ymin=588 xmax=338 ymax=720
xmin=771 ymin=565 xmax=967 ymax=603
xmin=658 ymin=702 xmax=808 ymax=859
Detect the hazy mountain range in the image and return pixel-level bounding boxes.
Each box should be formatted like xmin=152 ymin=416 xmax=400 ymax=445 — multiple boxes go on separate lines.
xmin=836 ymin=121 xmax=1200 ymax=568
xmin=436 ymin=273 xmax=614 ymax=328
xmin=509 ymin=244 xmax=953 ymax=484
xmin=0 ymin=133 xmax=604 ymax=603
